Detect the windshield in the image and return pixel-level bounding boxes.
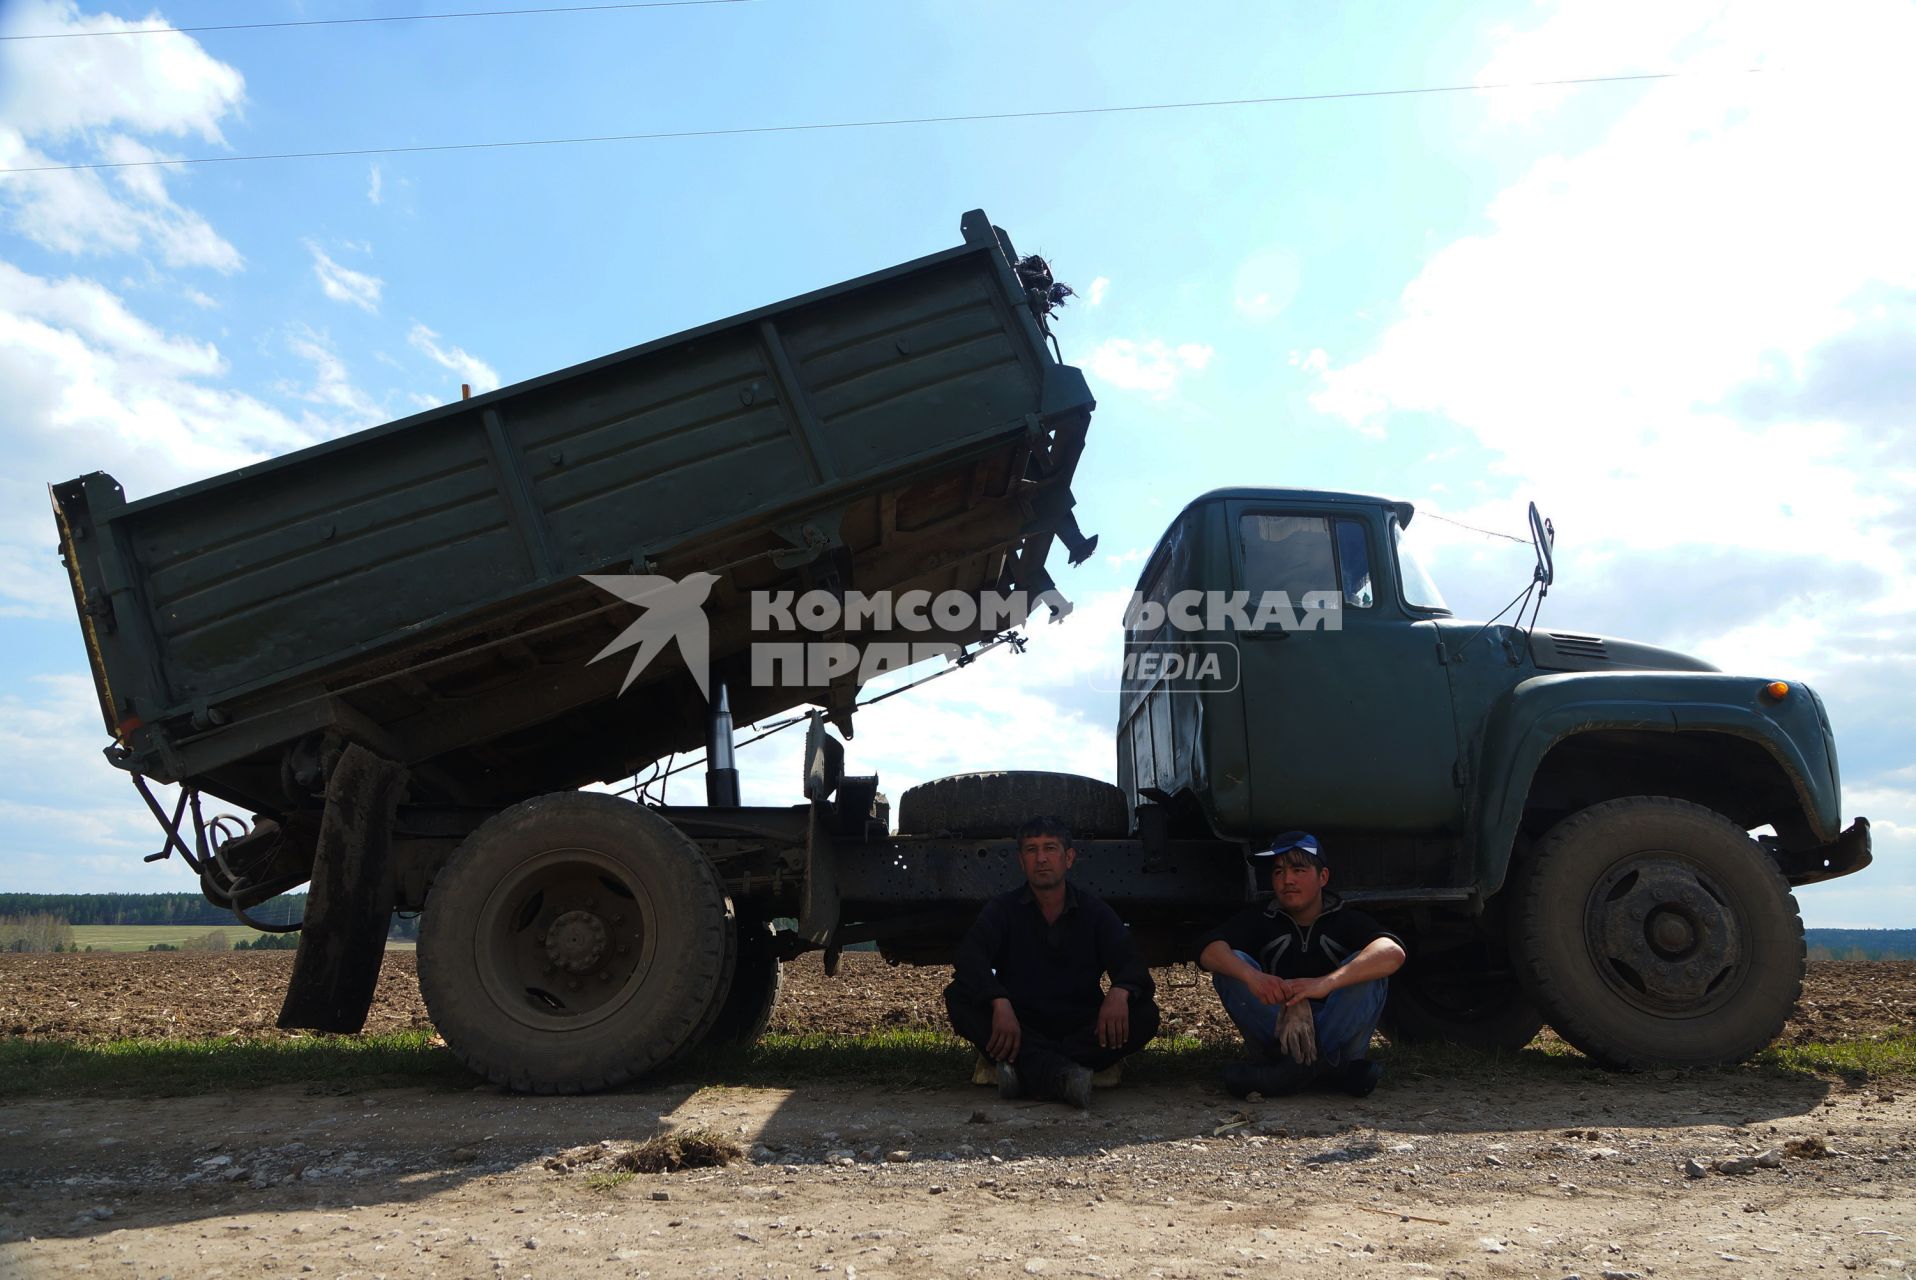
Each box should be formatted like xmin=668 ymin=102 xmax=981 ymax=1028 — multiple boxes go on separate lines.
xmin=1393 ymin=517 xmax=1450 ymax=613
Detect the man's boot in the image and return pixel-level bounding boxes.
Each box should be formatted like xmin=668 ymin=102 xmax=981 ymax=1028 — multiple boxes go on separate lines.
xmin=995 ymin=1061 xmax=1022 ymax=1100
xmin=1332 ymin=1059 xmax=1383 ymax=1098
xmin=1220 ymin=1059 xmax=1315 ymax=1099
xmin=1058 ymin=1064 xmax=1094 ymax=1111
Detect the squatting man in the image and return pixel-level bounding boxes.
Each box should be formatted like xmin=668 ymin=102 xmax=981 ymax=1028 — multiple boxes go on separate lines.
xmin=943 ymin=817 xmax=1161 ymax=1107
xmin=1198 ymin=830 xmax=1407 ymax=1098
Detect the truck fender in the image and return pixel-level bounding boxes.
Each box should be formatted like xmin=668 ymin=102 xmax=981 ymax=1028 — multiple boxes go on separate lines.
xmin=1470 ymin=674 xmax=1837 ymax=898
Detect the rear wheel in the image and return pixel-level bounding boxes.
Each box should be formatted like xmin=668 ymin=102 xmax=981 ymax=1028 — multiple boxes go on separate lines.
xmin=895 ymin=771 xmax=1129 ymax=838
xmin=1514 ymin=796 xmax=1804 ymax=1069
xmin=418 ymin=792 xmax=729 ymax=1093
xmin=700 ymin=917 xmax=783 ymax=1047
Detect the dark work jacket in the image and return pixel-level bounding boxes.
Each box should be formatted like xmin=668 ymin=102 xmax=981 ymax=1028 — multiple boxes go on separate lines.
xmin=1198 ymin=891 xmax=1404 ymax=980
xmin=950 ymin=883 xmax=1155 ymax=1034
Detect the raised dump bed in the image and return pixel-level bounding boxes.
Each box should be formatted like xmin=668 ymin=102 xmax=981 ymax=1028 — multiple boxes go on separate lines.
xmin=55 ymin=210 xmax=1095 ymax=819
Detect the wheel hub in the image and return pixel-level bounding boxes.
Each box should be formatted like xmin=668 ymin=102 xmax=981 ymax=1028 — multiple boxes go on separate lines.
xmin=544 ymin=909 xmax=608 ymax=974
xmin=1588 ymin=858 xmax=1741 ymax=1012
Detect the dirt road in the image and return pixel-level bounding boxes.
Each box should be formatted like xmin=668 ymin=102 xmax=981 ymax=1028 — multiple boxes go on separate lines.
xmin=1 ymin=957 xmax=1911 ymax=1277
xmin=2 ymin=1046 xmax=1913 ymax=1276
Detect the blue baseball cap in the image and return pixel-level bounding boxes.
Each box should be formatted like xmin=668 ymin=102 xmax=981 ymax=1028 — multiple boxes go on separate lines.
xmin=1252 ymin=831 xmax=1324 ymax=865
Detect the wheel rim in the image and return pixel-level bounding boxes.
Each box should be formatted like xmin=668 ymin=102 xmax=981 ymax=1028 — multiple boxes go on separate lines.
xmin=474 ymin=845 xmax=659 ymax=1031
xmin=1583 ymin=851 xmax=1744 ymax=1017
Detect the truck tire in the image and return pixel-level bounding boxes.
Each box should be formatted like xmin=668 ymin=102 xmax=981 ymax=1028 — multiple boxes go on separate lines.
xmin=895 ymin=772 xmax=1129 ymax=839
xmin=699 ymin=918 xmax=783 ymax=1047
xmin=1513 ymin=796 xmax=1804 ymax=1069
xmin=659 ymin=901 xmax=738 ymax=1068
xmin=1381 ymin=965 xmax=1544 ymax=1053
xmin=418 ymin=791 xmax=729 ymax=1094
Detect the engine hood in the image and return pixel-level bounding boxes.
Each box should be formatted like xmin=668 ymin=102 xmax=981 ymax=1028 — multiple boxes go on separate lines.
xmin=1527 ymin=630 xmax=1719 ymax=674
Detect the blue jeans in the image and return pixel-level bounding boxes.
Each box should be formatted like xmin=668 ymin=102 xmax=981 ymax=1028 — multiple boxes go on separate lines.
xmin=1212 ymin=949 xmax=1387 ymax=1067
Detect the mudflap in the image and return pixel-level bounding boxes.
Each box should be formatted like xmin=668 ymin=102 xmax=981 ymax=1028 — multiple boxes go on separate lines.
xmin=277 ymin=743 xmax=410 ymax=1033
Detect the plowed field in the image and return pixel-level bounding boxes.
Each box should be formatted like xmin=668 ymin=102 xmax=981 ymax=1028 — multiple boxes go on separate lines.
xmin=2 ymin=950 xmax=1910 ymax=1047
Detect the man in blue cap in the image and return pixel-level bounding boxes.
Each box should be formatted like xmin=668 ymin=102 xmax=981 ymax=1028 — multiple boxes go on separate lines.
xmin=1197 ymin=831 xmax=1405 ymax=1098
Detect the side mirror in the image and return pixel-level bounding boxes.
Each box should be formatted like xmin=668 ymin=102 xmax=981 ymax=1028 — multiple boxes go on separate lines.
xmin=1528 ymin=501 xmax=1555 ymax=591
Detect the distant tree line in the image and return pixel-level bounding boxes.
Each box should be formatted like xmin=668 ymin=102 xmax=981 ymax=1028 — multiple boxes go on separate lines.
xmin=1804 ymin=928 xmax=1916 ymax=960
xmin=0 ymin=892 xmax=306 ymax=928
xmin=0 ymin=893 xmax=420 ymax=941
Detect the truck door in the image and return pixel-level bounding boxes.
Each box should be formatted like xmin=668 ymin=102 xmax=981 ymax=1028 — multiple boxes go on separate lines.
xmin=1229 ymin=503 xmax=1463 ymax=835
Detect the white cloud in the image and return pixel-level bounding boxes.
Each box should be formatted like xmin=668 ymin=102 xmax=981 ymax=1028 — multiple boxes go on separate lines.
xmin=1233 ymin=247 xmax=1301 ymax=321
xmin=408 ymin=321 xmax=501 ymax=394
xmin=0 ymin=3 xmax=245 ymax=274
xmin=1085 ymin=276 xmax=1109 ymax=306
xmin=282 ymin=327 xmax=384 ymax=423
xmin=1312 ymin=0 xmax=1916 ymax=558
xmin=0 ymin=0 xmax=245 ymax=143
xmin=0 ymin=675 xmax=192 ymax=893
xmin=0 ymin=130 xmax=243 ymax=272
xmin=1086 ymin=338 xmax=1214 ymax=399
xmin=306 ymin=240 xmax=383 ymax=313
xmin=368 ymin=164 xmax=384 ymax=206
xmin=0 ymin=262 xmax=334 ymax=615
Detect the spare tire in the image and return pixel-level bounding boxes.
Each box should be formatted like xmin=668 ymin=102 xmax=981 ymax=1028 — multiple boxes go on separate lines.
xmin=895 ymin=771 xmax=1129 ymax=839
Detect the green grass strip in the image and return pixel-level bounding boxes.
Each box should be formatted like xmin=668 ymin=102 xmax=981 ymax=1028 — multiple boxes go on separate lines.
xmin=2 ymin=1026 xmax=1909 ymax=1100
xmin=0 ymin=1031 xmax=467 ymax=1099
xmin=1758 ymin=1034 xmax=1916 ymax=1080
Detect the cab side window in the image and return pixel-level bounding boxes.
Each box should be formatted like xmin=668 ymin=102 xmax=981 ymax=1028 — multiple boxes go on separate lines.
xmin=1239 ymin=514 xmax=1373 ymax=608
xmin=1336 ymin=519 xmax=1373 ymax=608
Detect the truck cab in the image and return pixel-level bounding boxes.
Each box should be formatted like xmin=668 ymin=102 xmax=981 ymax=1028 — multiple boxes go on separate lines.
xmin=1117 ymin=487 xmax=1872 ymax=1065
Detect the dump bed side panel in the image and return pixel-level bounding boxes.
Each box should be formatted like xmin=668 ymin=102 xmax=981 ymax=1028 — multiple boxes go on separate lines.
xmin=54 ymin=212 xmax=1094 ymax=797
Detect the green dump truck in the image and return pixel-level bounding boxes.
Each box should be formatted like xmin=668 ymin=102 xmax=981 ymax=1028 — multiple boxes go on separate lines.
xmin=53 ymin=212 xmax=1871 ymax=1091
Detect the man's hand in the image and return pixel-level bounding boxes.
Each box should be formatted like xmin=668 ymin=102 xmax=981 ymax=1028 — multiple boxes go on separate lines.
xmin=1245 ymin=970 xmax=1288 ymax=1006
xmin=1097 ymin=986 xmax=1131 ymax=1050
xmin=1282 ymin=975 xmax=1334 ymax=1006
xmin=986 ymin=998 xmax=1022 ymax=1062
xmin=1277 ymin=999 xmax=1318 ymax=1065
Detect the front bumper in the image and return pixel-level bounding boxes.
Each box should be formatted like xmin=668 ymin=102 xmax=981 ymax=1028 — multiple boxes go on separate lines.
xmin=1766 ymin=817 xmax=1873 ymax=886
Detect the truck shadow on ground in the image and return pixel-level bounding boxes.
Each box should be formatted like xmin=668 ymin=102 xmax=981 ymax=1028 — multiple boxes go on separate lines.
xmin=0 ymin=1040 xmax=1842 ymax=1246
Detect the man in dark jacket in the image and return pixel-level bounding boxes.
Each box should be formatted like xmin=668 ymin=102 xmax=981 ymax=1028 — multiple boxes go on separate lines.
xmin=1198 ymin=831 xmax=1406 ymax=1099
xmin=945 ymin=815 xmax=1160 ymax=1109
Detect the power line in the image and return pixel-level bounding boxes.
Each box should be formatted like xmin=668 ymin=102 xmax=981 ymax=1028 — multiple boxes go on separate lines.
xmin=0 ymin=68 xmax=1759 ymax=177
xmin=1420 ymin=510 xmax=1531 ymax=544
xmin=0 ymin=0 xmax=753 ymax=41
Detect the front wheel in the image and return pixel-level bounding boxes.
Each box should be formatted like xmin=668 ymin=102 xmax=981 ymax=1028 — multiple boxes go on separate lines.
xmin=1381 ymin=954 xmax=1544 ymax=1053
xmin=418 ymin=792 xmax=729 ymax=1093
xmin=1514 ymin=796 xmax=1804 ymax=1069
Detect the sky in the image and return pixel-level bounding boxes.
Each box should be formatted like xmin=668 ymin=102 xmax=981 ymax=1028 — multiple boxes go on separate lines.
xmin=0 ymin=0 xmax=1910 ymax=926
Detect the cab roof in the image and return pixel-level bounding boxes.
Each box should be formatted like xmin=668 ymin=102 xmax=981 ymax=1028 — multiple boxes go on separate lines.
xmin=1176 ymin=487 xmax=1416 ymax=528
